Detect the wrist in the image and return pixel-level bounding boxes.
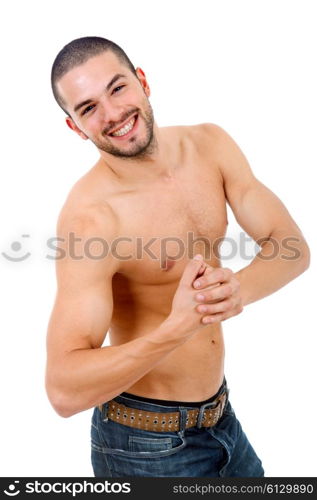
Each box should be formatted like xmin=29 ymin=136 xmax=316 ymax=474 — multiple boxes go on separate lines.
xmin=162 ymin=313 xmax=193 ymax=339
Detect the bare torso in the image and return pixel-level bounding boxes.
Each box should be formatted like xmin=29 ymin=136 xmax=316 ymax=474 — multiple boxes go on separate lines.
xmin=66 ymin=124 xmax=228 ymax=401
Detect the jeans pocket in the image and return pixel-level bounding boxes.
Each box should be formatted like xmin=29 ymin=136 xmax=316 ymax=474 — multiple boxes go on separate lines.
xmin=101 ymin=430 xmax=186 ymax=477
xmin=102 ymin=431 xmax=185 ymax=458
xmin=128 ymin=435 xmax=173 ymax=453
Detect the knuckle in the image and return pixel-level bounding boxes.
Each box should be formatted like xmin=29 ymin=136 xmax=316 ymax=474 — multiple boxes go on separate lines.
xmin=218 ymin=269 xmax=225 ymax=281
xmin=224 ymin=267 xmax=232 ymax=277
xmin=234 ymin=277 xmax=240 ymax=289
xmin=202 ymin=315 xmax=211 ymax=324
xmin=207 ymin=290 xmax=216 ymax=300
xmin=211 ymin=288 xmax=220 ymax=299
xmin=226 ymin=299 xmax=233 ymax=310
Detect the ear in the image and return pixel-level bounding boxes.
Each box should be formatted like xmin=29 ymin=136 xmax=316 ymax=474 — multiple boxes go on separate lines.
xmin=135 ymin=67 xmax=151 ymax=97
xmin=65 ymin=116 xmax=88 ymax=140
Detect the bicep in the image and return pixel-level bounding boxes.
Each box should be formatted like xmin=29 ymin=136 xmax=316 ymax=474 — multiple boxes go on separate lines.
xmin=47 ymin=281 xmax=113 ymax=359
xmin=46 ymin=211 xmax=117 ymax=365
xmin=227 ymin=179 xmax=302 ymax=242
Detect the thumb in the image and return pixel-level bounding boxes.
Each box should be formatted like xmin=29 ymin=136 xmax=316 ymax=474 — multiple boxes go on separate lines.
xmin=180 ymin=254 xmax=206 ymax=286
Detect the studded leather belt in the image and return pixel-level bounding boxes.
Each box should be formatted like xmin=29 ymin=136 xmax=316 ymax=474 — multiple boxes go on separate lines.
xmin=98 ymin=390 xmax=228 ymax=432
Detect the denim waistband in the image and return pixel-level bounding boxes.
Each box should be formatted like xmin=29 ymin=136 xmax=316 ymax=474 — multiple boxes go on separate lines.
xmin=111 ymin=377 xmax=228 ymax=413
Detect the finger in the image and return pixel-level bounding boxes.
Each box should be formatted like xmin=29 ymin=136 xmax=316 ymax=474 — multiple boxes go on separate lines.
xmin=179 ymin=254 xmax=206 ymax=286
xmin=193 ymin=267 xmax=232 ymax=289
xmin=196 ymin=262 xmax=212 ymax=278
xmin=201 ymin=311 xmax=232 ymax=324
xmin=196 ymin=298 xmax=234 ymax=315
xmin=201 ymin=305 xmax=243 ymax=324
xmin=195 ymin=284 xmax=233 ymax=302
xmin=201 ymin=313 xmax=226 ymax=324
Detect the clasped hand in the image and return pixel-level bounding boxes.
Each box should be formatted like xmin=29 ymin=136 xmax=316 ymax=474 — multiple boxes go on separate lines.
xmin=193 ymin=263 xmax=243 ymax=324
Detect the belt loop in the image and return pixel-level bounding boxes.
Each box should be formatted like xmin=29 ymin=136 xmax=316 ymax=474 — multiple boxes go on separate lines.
xmin=101 ymin=402 xmax=109 ymax=422
xmin=178 ymin=408 xmax=188 ymax=436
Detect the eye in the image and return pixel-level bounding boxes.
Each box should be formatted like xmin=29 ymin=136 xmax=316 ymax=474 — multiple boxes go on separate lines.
xmin=112 ymin=85 xmax=125 ymax=94
xmin=82 ymin=104 xmax=95 ymax=116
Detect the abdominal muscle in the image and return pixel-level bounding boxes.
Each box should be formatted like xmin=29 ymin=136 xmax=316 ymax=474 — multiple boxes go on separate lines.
xmin=109 ymin=315 xmax=225 ymax=403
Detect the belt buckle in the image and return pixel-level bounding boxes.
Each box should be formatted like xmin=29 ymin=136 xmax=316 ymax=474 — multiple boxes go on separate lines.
xmin=196 ymin=390 xmax=228 ymax=429
xmin=196 ymin=399 xmax=220 ymax=429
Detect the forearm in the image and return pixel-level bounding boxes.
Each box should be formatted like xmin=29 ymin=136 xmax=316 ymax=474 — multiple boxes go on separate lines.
xmin=235 ymin=230 xmax=310 ymax=306
xmin=46 ymin=316 xmax=189 ymax=417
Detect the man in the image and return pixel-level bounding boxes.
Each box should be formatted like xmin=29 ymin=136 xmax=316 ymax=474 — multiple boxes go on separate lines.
xmin=46 ymin=36 xmax=310 ymax=477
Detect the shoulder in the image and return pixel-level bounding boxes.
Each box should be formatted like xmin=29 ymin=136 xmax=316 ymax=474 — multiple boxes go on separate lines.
xmin=188 ymin=123 xmax=251 ymax=171
xmin=56 ymin=182 xmax=118 ymax=242
xmin=57 ymin=162 xmax=118 ymax=236
xmin=178 ymin=124 xmax=256 ymax=194
xmin=175 ymin=122 xmax=233 ymax=155
xmin=160 ymin=122 xmax=229 ymax=148
xmin=55 ymin=197 xmax=119 ymax=276
xmin=189 ymin=122 xmax=232 ymax=146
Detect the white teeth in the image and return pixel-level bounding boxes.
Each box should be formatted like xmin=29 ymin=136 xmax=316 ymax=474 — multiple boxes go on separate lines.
xmin=111 ymin=116 xmax=136 ymax=137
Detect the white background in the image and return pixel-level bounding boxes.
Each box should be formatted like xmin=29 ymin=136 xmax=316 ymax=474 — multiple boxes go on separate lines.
xmin=0 ymin=0 xmax=316 ymax=477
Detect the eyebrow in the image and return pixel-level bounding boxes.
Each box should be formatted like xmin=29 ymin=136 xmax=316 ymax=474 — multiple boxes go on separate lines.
xmin=73 ymin=73 xmax=126 ymax=114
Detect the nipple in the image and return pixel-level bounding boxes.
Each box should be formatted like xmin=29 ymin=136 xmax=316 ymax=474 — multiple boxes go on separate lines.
xmin=162 ymin=258 xmax=176 ymax=271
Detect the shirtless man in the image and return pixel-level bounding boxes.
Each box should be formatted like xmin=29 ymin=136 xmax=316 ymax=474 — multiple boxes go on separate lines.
xmin=46 ymin=36 xmax=310 ymax=478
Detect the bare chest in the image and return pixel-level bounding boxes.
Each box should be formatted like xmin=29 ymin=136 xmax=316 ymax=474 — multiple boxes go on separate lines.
xmin=110 ymin=165 xmax=227 ymax=285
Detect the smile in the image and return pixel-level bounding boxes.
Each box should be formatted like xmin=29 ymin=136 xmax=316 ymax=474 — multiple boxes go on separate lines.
xmin=109 ymin=115 xmax=137 ymax=137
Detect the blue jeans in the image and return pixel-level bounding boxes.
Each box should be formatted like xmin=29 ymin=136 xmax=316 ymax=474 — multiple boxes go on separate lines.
xmin=91 ymin=382 xmax=264 ymax=477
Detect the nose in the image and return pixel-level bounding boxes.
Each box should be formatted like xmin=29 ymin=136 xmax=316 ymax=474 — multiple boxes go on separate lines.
xmin=97 ymin=96 xmax=126 ymax=131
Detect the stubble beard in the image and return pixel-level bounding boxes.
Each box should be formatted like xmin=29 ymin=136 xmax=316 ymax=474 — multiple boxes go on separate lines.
xmin=93 ymin=100 xmax=156 ymax=160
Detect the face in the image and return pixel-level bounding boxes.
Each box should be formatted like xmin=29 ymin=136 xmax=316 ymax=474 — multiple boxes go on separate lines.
xmin=57 ymin=51 xmax=155 ymax=159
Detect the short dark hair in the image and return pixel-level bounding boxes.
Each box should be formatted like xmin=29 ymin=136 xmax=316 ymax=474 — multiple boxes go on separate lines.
xmin=51 ymin=36 xmax=136 ymax=114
